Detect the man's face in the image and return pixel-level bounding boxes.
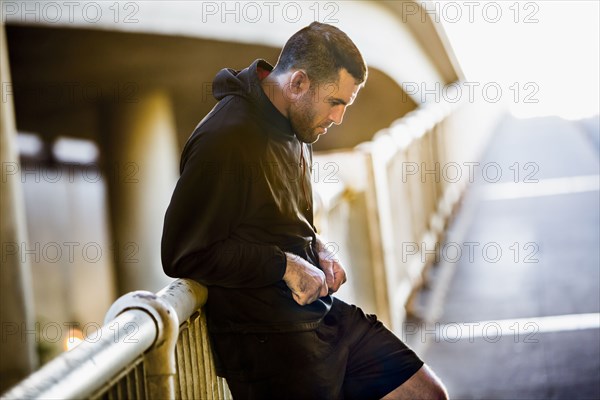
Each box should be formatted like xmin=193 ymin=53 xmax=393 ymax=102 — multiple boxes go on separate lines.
xmin=289 ymin=68 xmax=361 ymax=144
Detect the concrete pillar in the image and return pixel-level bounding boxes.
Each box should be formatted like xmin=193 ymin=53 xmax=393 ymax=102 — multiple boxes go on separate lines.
xmin=0 ymin=22 xmax=38 ymax=392
xmin=101 ymin=91 xmax=179 ymax=294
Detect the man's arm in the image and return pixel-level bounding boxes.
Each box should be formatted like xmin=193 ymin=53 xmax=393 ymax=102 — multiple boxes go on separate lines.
xmin=161 ymin=132 xmax=286 ymax=289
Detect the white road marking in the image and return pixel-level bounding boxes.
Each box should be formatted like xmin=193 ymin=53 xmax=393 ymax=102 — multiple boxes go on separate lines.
xmin=479 ymin=175 xmax=600 ymax=201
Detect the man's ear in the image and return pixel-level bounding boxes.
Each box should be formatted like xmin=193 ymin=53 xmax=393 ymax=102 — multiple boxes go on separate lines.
xmin=288 ymin=70 xmax=310 ymax=99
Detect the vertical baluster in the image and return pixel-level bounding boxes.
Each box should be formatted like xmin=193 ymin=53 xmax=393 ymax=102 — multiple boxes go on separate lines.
xmin=200 ymin=313 xmax=218 ymax=399
xmin=136 ymin=362 xmax=146 ymax=400
xmin=115 ymin=378 xmax=123 ymax=400
xmin=173 ymin=342 xmax=182 ymax=400
xmin=193 ymin=313 xmax=208 ymax=399
xmin=176 ymin=330 xmax=187 ymax=399
xmin=182 ymin=326 xmax=194 ymax=400
xmin=125 ymin=368 xmax=135 ymax=399
xmin=106 ymin=386 xmax=114 ymax=400
xmin=188 ymin=315 xmax=201 ymax=400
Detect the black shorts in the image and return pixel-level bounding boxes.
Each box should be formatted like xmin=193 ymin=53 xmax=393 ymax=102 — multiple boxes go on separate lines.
xmin=210 ymin=298 xmax=424 ymax=400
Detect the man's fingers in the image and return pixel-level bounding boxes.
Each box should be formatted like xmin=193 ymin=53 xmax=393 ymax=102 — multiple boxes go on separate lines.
xmin=319 ymin=253 xmax=335 ymax=287
xmin=336 ymin=267 xmax=347 ymax=286
xmin=329 ymin=272 xmax=340 ymax=293
xmin=316 ymin=267 xmax=329 ymax=298
xmin=292 ymin=292 xmax=302 ymax=305
xmin=293 ymin=292 xmax=311 ymax=306
xmin=323 ymin=265 xmax=334 ymax=288
xmin=319 ymin=282 xmax=329 ymax=298
xmin=291 ymin=284 xmax=327 ymax=306
xmin=329 ymin=263 xmax=347 ymax=293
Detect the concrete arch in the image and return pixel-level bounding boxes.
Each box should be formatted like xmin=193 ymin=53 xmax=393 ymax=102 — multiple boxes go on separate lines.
xmin=6 ymin=24 xmax=416 ymax=151
xmin=4 ymin=0 xmax=445 ymax=98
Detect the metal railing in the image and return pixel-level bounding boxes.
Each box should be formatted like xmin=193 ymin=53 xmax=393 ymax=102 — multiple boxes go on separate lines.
xmin=2 ymin=279 xmax=231 ymax=400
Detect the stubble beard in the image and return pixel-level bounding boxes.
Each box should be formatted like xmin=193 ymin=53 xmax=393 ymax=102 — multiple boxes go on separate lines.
xmin=289 ymin=93 xmax=320 ymax=144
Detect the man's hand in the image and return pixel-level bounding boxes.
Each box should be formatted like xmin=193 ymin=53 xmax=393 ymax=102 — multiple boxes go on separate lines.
xmin=283 ymin=252 xmax=328 ymax=306
xmin=315 ymin=235 xmax=347 ymax=294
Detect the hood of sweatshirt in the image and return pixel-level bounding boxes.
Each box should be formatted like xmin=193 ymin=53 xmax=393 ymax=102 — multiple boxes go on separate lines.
xmin=211 ymin=59 xmax=313 ymax=212
xmin=212 ymin=59 xmax=295 ymax=137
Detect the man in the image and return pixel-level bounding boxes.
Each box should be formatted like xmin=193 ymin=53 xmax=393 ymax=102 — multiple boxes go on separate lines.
xmin=161 ymin=22 xmax=448 ymax=399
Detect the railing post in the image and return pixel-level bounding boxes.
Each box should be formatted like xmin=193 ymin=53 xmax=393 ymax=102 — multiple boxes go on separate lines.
xmin=104 ymin=290 xmax=180 ymax=400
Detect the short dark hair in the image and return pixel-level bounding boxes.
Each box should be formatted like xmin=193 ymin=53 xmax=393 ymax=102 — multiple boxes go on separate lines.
xmin=273 ymin=22 xmax=368 ymax=85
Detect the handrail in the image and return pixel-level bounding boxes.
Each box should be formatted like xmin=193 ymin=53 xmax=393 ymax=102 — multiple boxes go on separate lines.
xmin=2 ymin=310 xmax=156 ymax=400
xmin=1 ymin=279 xmax=212 ymax=400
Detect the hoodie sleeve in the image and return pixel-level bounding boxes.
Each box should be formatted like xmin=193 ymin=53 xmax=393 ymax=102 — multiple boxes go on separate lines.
xmin=161 ymin=126 xmax=286 ymax=288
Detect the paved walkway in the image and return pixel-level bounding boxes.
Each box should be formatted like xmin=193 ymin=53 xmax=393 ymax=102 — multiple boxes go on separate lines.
xmin=408 ymin=114 xmax=600 ymax=399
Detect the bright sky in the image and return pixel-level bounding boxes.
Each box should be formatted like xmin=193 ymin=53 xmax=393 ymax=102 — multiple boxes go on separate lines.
xmin=438 ymin=0 xmax=599 ymax=119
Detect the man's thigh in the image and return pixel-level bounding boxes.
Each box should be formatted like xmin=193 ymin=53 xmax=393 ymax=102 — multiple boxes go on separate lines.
xmin=335 ymin=299 xmax=424 ymax=400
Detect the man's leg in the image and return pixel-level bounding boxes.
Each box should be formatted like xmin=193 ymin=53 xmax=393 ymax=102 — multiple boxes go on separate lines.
xmin=337 ymin=298 xmax=447 ymax=400
xmin=381 ymin=364 xmax=448 ymax=400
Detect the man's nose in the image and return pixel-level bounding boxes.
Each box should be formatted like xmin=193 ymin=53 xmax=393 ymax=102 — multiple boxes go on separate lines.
xmin=330 ymin=106 xmax=346 ymax=125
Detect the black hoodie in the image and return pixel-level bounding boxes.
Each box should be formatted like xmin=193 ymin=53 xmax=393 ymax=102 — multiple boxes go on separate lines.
xmin=161 ymin=60 xmax=332 ymax=333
